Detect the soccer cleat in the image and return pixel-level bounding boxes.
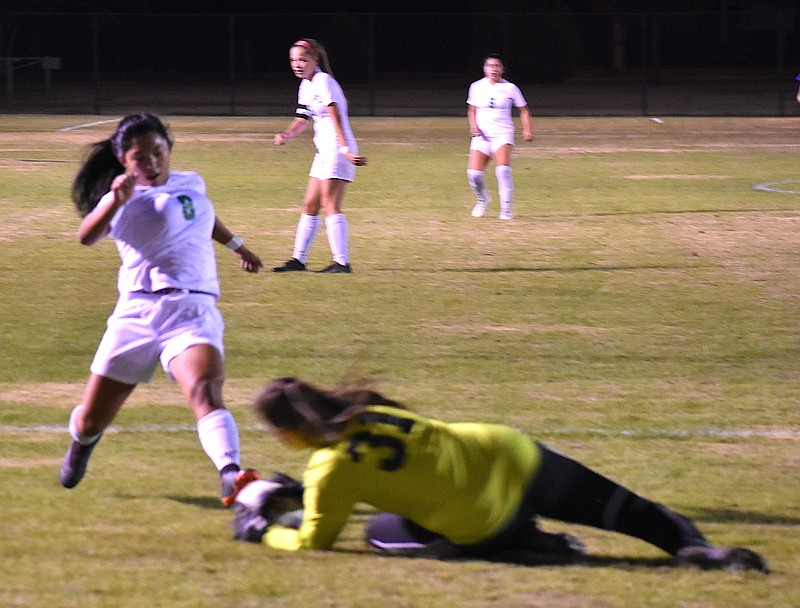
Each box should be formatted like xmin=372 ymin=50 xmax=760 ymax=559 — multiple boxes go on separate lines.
xmin=272 ymin=258 xmax=306 ymax=272
xmin=60 ymin=434 xmax=102 ymax=488
xmin=315 ymin=262 xmax=352 ymax=274
xmin=471 ymin=201 xmax=487 ymax=218
xmin=675 ymin=545 xmax=769 ymax=573
xmin=221 ymin=468 xmax=261 ymax=508
xmin=498 ymin=211 xmax=513 ymax=220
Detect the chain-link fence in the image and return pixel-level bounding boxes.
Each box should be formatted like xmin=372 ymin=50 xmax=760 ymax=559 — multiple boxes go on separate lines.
xmin=2 ymin=9 xmax=799 ymax=116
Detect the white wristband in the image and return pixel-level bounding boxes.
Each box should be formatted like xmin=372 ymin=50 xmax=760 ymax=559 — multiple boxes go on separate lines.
xmin=338 ymin=145 xmax=350 ymax=155
xmin=225 ymin=235 xmax=244 ymax=251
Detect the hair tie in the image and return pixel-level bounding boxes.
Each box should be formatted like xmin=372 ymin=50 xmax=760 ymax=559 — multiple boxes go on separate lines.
xmin=293 ymin=40 xmax=315 ymax=54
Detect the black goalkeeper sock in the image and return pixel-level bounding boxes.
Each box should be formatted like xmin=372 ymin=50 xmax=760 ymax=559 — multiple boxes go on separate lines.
xmin=527 ymin=444 xmax=708 ymax=555
xmin=605 ymin=491 xmax=708 ymax=554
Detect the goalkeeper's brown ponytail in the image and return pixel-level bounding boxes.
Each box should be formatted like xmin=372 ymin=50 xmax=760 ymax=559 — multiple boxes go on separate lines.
xmin=254 ymin=377 xmax=404 ymax=445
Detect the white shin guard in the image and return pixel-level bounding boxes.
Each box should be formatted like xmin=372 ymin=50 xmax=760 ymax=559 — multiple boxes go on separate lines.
xmin=292 ymin=213 xmax=320 ymax=263
xmin=495 ymin=165 xmax=513 ymax=213
xmin=196 ymin=408 xmax=240 ymax=472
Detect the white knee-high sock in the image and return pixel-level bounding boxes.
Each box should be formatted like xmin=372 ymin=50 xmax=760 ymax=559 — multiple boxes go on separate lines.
xmin=325 ymin=213 xmax=349 ymax=265
xmin=467 ymin=169 xmax=490 ymax=203
xmin=292 ymin=213 xmax=320 ymax=263
xmin=496 ymin=165 xmax=513 ymax=213
xmin=68 ymin=404 xmax=102 ymax=445
xmin=196 ymin=408 xmax=240 ymax=471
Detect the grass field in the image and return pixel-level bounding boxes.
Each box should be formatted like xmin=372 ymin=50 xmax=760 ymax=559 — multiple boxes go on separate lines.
xmin=1 ymin=114 xmax=798 ymax=608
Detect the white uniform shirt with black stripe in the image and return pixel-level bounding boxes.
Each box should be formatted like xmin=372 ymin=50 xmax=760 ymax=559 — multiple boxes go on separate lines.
xmin=296 ymin=69 xmax=357 ymax=154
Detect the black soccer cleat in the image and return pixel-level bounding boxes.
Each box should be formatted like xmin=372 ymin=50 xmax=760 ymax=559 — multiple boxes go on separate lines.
xmin=272 ymin=258 xmax=306 ymax=272
xmin=315 ymin=261 xmax=352 ymax=274
xmin=60 ymin=434 xmax=102 ymax=488
xmin=676 ymin=545 xmax=769 ymax=573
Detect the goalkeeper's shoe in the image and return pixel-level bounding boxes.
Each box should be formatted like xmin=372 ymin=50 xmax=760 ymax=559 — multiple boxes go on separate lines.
xmin=220 ymin=467 xmax=260 ymax=508
xmin=676 ymin=545 xmax=769 ymax=573
xmin=60 ymin=433 xmax=102 ymax=488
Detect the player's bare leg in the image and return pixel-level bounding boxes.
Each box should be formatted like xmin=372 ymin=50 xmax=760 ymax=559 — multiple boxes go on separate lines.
xmin=60 ymin=375 xmax=135 ymax=488
xmin=170 ymin=344 xmax=243 ymax=506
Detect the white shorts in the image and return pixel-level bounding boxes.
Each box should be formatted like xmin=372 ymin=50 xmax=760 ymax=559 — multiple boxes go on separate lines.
xmin=470 ymin=132 xmax=515 ymax=156
xmin=309 ymin=148 xmax=356 ymax=182
xmin=90 ymin=291 xmax=224 ymax=385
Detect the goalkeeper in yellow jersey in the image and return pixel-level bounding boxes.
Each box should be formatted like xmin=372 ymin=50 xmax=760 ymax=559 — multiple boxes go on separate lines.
xmin=232 ymin=377 xmax=767 ymax=572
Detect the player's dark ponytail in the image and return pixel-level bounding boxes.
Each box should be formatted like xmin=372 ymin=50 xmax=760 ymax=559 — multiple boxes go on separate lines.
xmin=71 ymin=113 xmax=173 ymax=217
xmin=72 ymin=139 xmax=123 ymax=217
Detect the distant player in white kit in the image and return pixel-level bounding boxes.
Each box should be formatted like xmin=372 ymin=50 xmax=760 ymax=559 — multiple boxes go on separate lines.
xmin=272 ymin=38 xmax=367 ymax=274
xmin=467 ymin=53 xmax=532 ymax=220
xmin=796 ymin=72 xmax=800 ymax=104
xmin=61 ymin=113 xmax=263 ymax=508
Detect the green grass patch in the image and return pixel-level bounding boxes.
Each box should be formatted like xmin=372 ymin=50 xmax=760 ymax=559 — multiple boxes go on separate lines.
xmin=1 ymin=115 xmax=798 ymax=607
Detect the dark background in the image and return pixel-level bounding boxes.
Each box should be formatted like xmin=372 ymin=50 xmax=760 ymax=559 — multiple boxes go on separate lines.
xmin=2 ymin=1 xmax=799 ymax=116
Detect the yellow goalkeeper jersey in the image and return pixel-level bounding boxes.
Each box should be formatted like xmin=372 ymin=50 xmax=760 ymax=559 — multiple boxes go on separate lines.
xmin=265 ymin=405 xmax=542 ymax=551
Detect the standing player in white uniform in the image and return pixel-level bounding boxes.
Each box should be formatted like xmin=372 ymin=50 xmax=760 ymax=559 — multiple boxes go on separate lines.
xmin=61 ymin=113 xmax=263 ymax=507
xmin=467 ymin=53 xmax=532 ymax=220
xmin=272 ymin=38 xmax=367 ymax=274
xmin=796 ymin=72 xmax=800 ymax=104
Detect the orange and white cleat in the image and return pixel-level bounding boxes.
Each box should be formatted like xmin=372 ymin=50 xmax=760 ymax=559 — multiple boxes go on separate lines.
xmin=221 ymin=468 xmax=261 ymax=508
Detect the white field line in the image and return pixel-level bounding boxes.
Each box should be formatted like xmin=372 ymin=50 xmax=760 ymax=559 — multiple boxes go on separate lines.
xmin=59 ymin=118 xmax=121 ymax=132
xmin=1 ymin=424 xmax=798 ymax=440
xmin=753 ymin=180 xmax=800 ymax=194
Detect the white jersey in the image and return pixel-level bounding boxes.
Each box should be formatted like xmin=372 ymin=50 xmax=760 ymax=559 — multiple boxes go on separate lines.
xmin=97 ymin=171 xmax=220 ymax=298
xmin=467 ymin=77 xmax=528 ymax=137
xmin=296 ymin=69 xmax=357 ymax=154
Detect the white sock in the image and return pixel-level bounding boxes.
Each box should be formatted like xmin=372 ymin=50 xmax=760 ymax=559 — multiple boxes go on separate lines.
xmin=496 ymin=165 xmax=513 ymax=214
xmin=292 ymin=213 xmax=320 ymax=264
xmin=68 ymin=404 xmax=102 ymax=445
xmin=325 ymin=213 xmax=349 ymax=265
xmin=196 ymin=408 xmax=240 ymax=471
xmin=467 ymin=169 xmax=489 ymax=203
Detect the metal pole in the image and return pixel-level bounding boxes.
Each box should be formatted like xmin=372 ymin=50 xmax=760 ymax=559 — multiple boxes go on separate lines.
xmin=229 ymin=14 xmax=237 ymax=115
xmin=367 ymin=13 xmax=375 ymax=116
xmin=92 ymin=14 xmax=101 ymax=114
xmin=44 ymin=63 xmax=52 ymax=99
xmin=776 ymin=1 xmax=786 ymax=116
xmin=640 ymin=11 xmax=648 ymax=117
xmin=6 ymin=57 xmax=13 ymax=105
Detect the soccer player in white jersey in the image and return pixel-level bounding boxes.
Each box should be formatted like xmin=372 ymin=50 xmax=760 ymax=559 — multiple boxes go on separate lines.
xmin=61 ymin=113 xmax=264 ymax=508
xmin=272 ymin=38 xmax=367 ymax=274
xmin=796 ymin=72 xmax=800 ymax=104
xmin=467 ymin=53 xmax=532 ymax=220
